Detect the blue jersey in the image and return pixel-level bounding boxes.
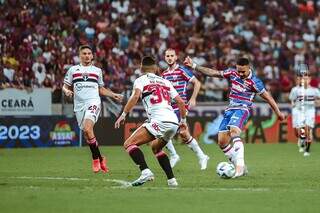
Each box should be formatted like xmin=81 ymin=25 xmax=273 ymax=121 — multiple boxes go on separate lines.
xmin=162 ymin=64 xmax=194 ymax=110
xmin=222 ymin=68 xmax=265 ymax=110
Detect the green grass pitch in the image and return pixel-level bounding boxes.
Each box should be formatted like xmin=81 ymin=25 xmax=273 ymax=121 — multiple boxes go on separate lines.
xmin=0 ymin=143 xmax=319 ymax=213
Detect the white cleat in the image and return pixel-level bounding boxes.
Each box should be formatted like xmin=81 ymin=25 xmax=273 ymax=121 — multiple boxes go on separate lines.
xmin=303 ymin=152 xmax=310 ymax=157
xmin=232 ymin=165 xmax=245 ymax=179
xmin=299 ymin=147 xmax=304 ymax=153
xmin=169 ymin=155 xmax=181 ymax=168
xmin=131 ymin=169 xmax=154 ymax=186
xmin=199 ymin=155 xmax=210 ymax=170
xmin=167 ymin=178 xmax=178 ymax=187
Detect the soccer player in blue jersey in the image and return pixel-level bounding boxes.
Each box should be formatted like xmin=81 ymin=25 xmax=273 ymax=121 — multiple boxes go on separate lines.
xmin=184 ymin=56 xmax=285 ymax=178
xmin=162 ymin=49 xmax=209 ymax=170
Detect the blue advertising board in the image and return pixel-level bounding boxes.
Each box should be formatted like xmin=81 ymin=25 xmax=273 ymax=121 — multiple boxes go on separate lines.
xmin=0 ymin=116 xmax=80 ymax=148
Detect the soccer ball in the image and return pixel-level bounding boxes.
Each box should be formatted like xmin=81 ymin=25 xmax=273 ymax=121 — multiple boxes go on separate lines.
xmin=216 ymin=162 xmax=235 ymax=179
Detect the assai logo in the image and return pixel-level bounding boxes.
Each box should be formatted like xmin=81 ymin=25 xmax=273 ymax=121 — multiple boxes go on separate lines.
xmin=49 ymin=121 xmax=76 ymax=145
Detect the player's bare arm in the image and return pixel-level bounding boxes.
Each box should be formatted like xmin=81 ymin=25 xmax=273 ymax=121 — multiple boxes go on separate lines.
xmin=62 ymin=84 xmax=73 ymax=97
xmin=183 ymin=56 xmax=222 ymax=78
xmin=99 ymin=87 xmax=123 ymax=102
xmin=174 ymin=95 xmax=187 ymax=129
xmin=188 ymin=77 xmax=200 ymax=108
xmin=114 ymin=88 xmax=141 ymax=128
xmin=260 ymin=91 xmax=285 ymax=121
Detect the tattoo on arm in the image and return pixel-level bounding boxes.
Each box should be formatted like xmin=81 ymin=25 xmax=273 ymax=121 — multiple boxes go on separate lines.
xmin=195 ymin=65 xmax=222 ymax=77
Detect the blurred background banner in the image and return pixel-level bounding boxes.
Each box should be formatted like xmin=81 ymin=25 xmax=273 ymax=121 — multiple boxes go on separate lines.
xmin=0 ymin=89 xmax=52 ymax=115
xmin=93 ymin=116 xmax=320 ymax=146
xmin=0 ymin=116 xmax=79 ymax=148
xmin=1 ymin=114 xmax=320 ymax=148
xmin=122 ymin=103 xmax=319 ymax=119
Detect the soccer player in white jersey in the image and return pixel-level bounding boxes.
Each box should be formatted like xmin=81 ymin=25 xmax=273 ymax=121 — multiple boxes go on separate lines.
xmin=63 ymin=45 xmax=123 ymax=173
xmin=115 ymin=56 xmax=187 ymax=187
xmin=289 ymin=74 xmax=320 ymax=156
xmin=289 ymin=76 xmax=305 ymax=152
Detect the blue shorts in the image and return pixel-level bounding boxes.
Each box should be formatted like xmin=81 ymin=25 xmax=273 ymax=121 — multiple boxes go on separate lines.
xmin=173 ymin=110 xmax=189 ymax=122
xmin=218 ymin=109 xmax=250 ymax=132
xmin=174 ymin=110 xmax=181 ymax=121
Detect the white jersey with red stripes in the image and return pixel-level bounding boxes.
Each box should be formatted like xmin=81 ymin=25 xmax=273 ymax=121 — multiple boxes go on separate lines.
xmin=289 ymin=86 xmax=320 ymax=110
xmin=64 ymin=64 xmax=104 ymax=112
xmin=133 ymin=73 xmax=179 ymax=122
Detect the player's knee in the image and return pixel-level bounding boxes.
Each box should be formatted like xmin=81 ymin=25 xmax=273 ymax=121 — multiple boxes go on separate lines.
xmin=150 ymin=141 xmax=162 ymax=154
xmin=151 ymin=146 xmax=161 ymax=154
xmin=123 ymin=139 xmax=138 ymax=150
xmin=123 ymin=141 xmax=132 ymax=149
xmin=229 ymin=129 xmax=240 ymax=138
xmin=82 ymin=123 xmax=91 ymax=133
xmin=180 ymin=132 xmax=190 ymax=143
xmin=218 ymin=134 xmax=229 ymax=147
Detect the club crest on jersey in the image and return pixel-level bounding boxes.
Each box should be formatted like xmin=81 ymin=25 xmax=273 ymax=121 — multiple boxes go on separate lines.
xmin=82 ymin=73 xmax=89 ymax=81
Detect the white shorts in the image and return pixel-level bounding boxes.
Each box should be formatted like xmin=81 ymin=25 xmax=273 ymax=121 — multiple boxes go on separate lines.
xmin=75 ymin=103 xmax=101 ymax=129
xmin=292 ymin=108 xmax=315 ymax=128
xmin=142 ymin=119 xmax=179 ymax=142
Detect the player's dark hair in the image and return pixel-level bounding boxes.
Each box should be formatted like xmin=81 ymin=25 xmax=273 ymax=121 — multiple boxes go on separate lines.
xmin=141 ymin=56 xmax=156 ymax=66
xmin=79 ymin=45 xmax=92 ymax=52
xmin=236 ymin=57 xmax=250 ymax=66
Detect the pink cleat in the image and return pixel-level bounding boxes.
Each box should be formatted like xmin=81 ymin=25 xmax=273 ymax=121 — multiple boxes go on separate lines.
xmin=100 ymin=156 xmax=109 ymax=173
xmin=92 ymin=159 xmax=101 ymax=173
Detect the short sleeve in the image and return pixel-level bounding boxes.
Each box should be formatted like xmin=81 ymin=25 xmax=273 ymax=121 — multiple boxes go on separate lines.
xmin=133 ymin=77 xmax=144 ymax=91
xmin=98 ymin=69 xmax=104 ymax=87
xmin=64 ymin=67 xmax=73 ymax=86
xmin=253 ymin=78 xmax=266 ymax=94
xmin=180 ymin=66 xmax=194 ymax=81
xmin=288 ymin=88 xmax=296 ymax=101
xmin=222 ymin=68 xmax=233 ymax=79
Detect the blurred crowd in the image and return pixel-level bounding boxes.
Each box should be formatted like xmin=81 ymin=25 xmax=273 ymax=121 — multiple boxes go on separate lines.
xmin=1 ymin=0 xmax=320 ymax=103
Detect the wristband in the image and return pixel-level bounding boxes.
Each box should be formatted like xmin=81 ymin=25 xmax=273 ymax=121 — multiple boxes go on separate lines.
xmin=192 ymin=63 xmax=197 ymax=69
xmin=121 ymin=112 xmax=127 ymax=118
xmin=180 ymin=117 xmax=187 ymax=123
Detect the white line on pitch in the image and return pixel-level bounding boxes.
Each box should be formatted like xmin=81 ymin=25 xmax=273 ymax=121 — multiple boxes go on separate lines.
xmin=109 ymin=186 xmax=270 ymax=192
xmin=5 ymin=176 xmax=90 ymax=181
xmin=103 ymin=179 xmax=132 ymax=187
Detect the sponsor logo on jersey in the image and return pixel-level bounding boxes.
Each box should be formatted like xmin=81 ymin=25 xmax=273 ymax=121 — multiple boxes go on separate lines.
xmin=232 ymin=84 xmax=245 ymax=92
xmin=75 ymin=83 xmax=96 ymax=91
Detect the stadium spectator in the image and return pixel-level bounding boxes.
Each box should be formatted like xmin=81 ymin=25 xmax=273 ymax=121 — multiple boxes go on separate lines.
xmin=0 ymin=0 xmax=319 ymax=103
xmin=0 ymin=67 xmax=10 ymax=89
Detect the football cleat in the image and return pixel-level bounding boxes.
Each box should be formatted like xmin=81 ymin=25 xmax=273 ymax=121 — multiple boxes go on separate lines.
xmin=100 ymin=156 xmax=109 ymax=173
xmin=92 ymin=159 xmax=101 ymax=173
xmin=131 ymin=169 xmax=154 ymax=186
xmin=232 ymin=164 xmax=247 ymax=178
xmin=167 ymin=178 xmax=178 ymax=187
xmin=199 ymin=155 xmax=210 ymax=170
xmin=169 ymin=155 xmax=181 ymax=168
xmin=303 ymin=152 xmax=310 ymax=157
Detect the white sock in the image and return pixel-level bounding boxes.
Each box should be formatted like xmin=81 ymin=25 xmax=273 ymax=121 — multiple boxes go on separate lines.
xmin=221 ymin=143 xmax=235 ymax=163
xmin=187 ymin=138 xmax=206 ymax=159
xmin=232 ymin=137 xmax=244 ymax=167
xmin=166 ymin=140 xmax=178 ymax=156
